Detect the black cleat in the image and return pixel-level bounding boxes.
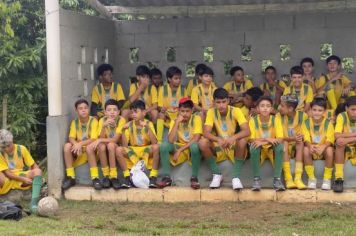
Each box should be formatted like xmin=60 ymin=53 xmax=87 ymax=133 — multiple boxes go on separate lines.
xmin=121 ymin=177 xmax=131 ymax=189
xmin=252 ymin=177 xmax=262 ymax=191
xmin=102 ymin=177 xmax=111 ymax=188
xmin=111 ymin=178 xmax=121 ymax=190
xmin=333 ymin=178 xmax=344 ymax=193
xmin=92 ymin=178 xmax=102 ymax=190
xmin=62 ymin=177 xmax=76 ymax=190
xmin=149 ymin=177 xmax=157 ymax=188
xmin=157 ymin=176 xmax=172 ymax=188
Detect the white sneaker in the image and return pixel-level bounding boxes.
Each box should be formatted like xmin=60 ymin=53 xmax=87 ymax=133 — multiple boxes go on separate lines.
xmin=308 ymin=179 xmax=317 ymax=189
xmin=321 ymin=179 xmax=331 ymax=190
xmin=209 ymin=174 xmax=223 ymax=189
xmin=232 ymin=177 xmax=243 ymax=190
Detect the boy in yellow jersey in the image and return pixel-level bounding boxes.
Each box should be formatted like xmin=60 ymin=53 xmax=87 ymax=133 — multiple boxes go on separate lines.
xmin=260 ymin=66 xmax=287 ymax=108
xmin=191 ymin=66 xmax=216 ymax=119
xmin=186 ymin=63 xmax=206 ymax=96
xmin=151 ymin=68 xmax=163 ymax=90
xmin=249 ymin=96 xmax=285 ymax=191
xmin=334 ymin=96 xmax=356 ymax=192
xmin=128 ymin=65 xmax=158 ymax=122
xmin=0 ymin=130 xmax=42 ymax=213
xmin=115 ymin=100 xmax=160 ymax=188
xmin=62 ymin=99 xmax=99 ymax=190
xmin=302 ymin=98 xmax=334 ymax=190
xmin=223 ymin=66 xmax=253 ymax=107
xmin=86 ymin=99 xmax=126 ymax=190
xmin=315 ymin=55 xmax=352 ymax=110
xmin=283 ymin=66 xmax=313 ymax=112
xmin=158 ymin=98 xmax=202 ymax=189
xmin=278 ymin=94 xmax=308 ymax=189
xmin=199 ymin=88 xmax=250 ymax=190
xmin=241 ymin=87 xmax=264 ymax=120
xmin=301 ymin=57 xmax=317 ymax=93
xmin=90 ymin=64 xmax=126 ymax=119
xmin=157 ymin=66 xmax=187 ymax=142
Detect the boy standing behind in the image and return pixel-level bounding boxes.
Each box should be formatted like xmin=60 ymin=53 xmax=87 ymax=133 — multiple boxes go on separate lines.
xmin=260 ymin=66 xmax=286 ymax=108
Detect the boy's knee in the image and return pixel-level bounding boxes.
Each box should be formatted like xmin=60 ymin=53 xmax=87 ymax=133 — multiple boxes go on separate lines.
xmin=0 ymin=172 xmax=6 ymax=187
xmin=198 ymin=138 xmax=209 ymax=149
xmin=107 ymin=142 xmax=116 ymax=151
xmin=160 ymin=141 xmax=171 ymax=150
xmin=64 ymin=143 xmax=72 ymax=152
xmin=86 ymin=144 xmax=95 ymax=153
xmin=32 ymin=168 xmax=42 ymax=176
xmin=151 ymin=144 xmax=159 ymax=152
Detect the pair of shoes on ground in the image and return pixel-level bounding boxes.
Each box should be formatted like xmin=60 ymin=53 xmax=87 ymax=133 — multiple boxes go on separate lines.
xmin=157 ymin=176 xmax=201 ymax=189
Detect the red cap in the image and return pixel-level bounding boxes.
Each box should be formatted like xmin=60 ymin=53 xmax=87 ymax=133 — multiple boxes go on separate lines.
xmin=179 ymin=97 xmax=193 ymax=106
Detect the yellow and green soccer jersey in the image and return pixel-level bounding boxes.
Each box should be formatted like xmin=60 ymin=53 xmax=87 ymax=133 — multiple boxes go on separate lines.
xmin=278 ymin=111 xmax=308 ymax=138
xmin=315 ymin=74 xmax=352 ymax=109
xmin=69 ymin=116 xmax=99 ymax=141
xmin=168 ymin=115 xmax=202 ymax=145
xmin=205 ymin=106 xmax=247 ymax=138
xmin=283 ymin=84 xmax=313 ymax=111
xmin=186 ymin=78 xmax=200 ymax=97
xmin=240 ymin=105 xmax=250 ymax=120
xmin=0 ymin=144 xmax=35 ymax=174
xmin=91 ymin=82 xmax=125 ymax=117
xmin=97 ymin=116 xmax=126 ymax=138
xmin=249 ymin=115 xmax=284 ymax=140
xmin=158 ymin=84 xmax=187 ymax=112
xmin=124 ymin=120 xmax=156 ymax=147
xmin=260 ymin=80 xmax=287 ymax=101
xmin=302 ymin=117 xmax=334 ymax=145
xmin=129 ymin=83 xmax=158 ymax=107
xmin=191 ymin=84 xmax=216 ymax=111
xmin=223 ymin=80 xmax=253 ymax=94
xmin=335 ymin=112 xmax=356 ymax=134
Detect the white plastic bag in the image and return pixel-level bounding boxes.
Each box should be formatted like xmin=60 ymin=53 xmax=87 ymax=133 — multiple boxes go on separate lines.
xmin=130 ymin=160 xmax=149 ymax=189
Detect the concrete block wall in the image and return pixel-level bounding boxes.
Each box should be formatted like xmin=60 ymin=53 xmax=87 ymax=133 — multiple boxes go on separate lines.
xmin=114 ymin=12 xmax=356 ymax=92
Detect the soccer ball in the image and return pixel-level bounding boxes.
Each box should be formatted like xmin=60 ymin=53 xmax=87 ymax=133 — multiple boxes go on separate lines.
xmin=37 ymin=196 xmax=59 ymax=217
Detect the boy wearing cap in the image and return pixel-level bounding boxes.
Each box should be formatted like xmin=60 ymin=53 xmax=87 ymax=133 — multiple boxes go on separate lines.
xmin=0 ymin=129 xmax=42 ymax=214
xmin=159 ymin=98 xmax=202 ymax=189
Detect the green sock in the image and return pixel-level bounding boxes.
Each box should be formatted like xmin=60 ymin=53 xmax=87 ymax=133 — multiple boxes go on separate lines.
xmin=190 ymin=143 xmax=201 ymax=177
xmin=30 ymin=176 xmax=42 ymax=213
xmin=273 ymin=144 xmax=283 ymax=178
xmin=207 ymin=157 xmax=220 ymax=174
xmin=232 ymin=158 xmax=244 ymax=178
xmin=159 ymin=142 xmax=174 ymax=176
xmin=250 ymin=147 xmax=261 ymax=178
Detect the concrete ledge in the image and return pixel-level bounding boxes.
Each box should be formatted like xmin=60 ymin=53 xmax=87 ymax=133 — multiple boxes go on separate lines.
xmin=64 ymin=186 xmax=356 ymax=203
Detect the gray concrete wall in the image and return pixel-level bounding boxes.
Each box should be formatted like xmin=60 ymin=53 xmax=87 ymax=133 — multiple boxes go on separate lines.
xmin=114 ymin=12 xmax=356 ymax=90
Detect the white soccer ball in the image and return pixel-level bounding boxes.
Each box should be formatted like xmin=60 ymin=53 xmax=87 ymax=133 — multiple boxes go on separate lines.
xmin=37 ymin=196 xmax=59 ymax=217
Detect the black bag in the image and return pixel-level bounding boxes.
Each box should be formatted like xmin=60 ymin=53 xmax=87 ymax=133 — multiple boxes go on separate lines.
xmin=0 ymin=201 xmax=23 ymax=220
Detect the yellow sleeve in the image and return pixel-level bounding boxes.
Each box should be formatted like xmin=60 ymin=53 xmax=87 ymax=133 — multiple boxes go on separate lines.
xmin=249 ymin=119 xmax=256 ymax=139
xmin=116 ymin=117 xmax=126 ymax=135
xmin=0 ymin=155 xmax=8 ymax=172
xmin=168 ymin=120 xmax=175 ymax=134
xmin=334 ymin=114 xmax=344 ymax=133
xmin=151 ymin=86 xmax=158 ymax=104
xmin=97 ymin=118 xmax=104 ymax=136
xmin=223 ymin=81 xmax=231 ymax=91
xmin=124 ymin=128 xmax=130 ymax=142
xmin=275 ymin=115 xmax=284 ymax=138
xmin=69 ymin=120 xmax=76 ymax=139
xmin=21 ymin=146 xmax=35 ymax=167
xmin=315 ymin=76 xmax=326 ymax=90
xmin=193 ymin=115 xmax=203 ymax=135
xmin=326 ymin=122 xmax=335 ymax=144
xmin=306 ymin=85 xmax=313 ymax=103
xmin=279 ymin=80 xmax=287 ymax=89
xmin=204 ymin=108 xmax=214 ymax=127
xmin=116 ymin=83 xmax=126 ymax=100
xmin=90 ymin=119 xmax=99 ymax=139
xmin=191 ymin=87 xmax=199 ymax=105
xmin=91 ymin=86 xmax=100 ymax=104
xmin=283 ymin=86 xmax=291 ymax=95
xmin=129 ymin=84 xmax=136 ymax=96
xmin=148 ymin=121 xmax=157 ymax=137
xmin=233 ymin=108 xmax=247 ymax=125
xmin=246 ymin=80 xmax=253 ymax=89
xmin=157 ymin=86 xmax=163 ymax=107
xmin=301 ymin=123 xmax=311 ymax=143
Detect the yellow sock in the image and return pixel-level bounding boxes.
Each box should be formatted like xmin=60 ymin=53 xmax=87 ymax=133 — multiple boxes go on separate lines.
xmin=323 ymin=167 xmax=333 ymax=180
xmin=90 ymin=167 xmax=99 ymax=179
xmin=150 ymin=169 xmax=158 ymax=177
xmin=101 ymin=167 xmax=109 ymax=177
xmin=123 ymin=169 xmax=130 ymax=178
xmin=305 ymin=165 xmax=316 ymax=180
xmin=283 ymin=162 xmax=293 ymax=181
xmin=335 ymin=164 xmax=344 ymax=179
xmin=66 ymin=167 xmax=75 ymax=178
xmin=156 ymin=118 xmax=165 ymax=142
xmin=109 ymin=168 xmax=118 ymax=179
xmin=294 ymin=162 xmax=303 ymax=180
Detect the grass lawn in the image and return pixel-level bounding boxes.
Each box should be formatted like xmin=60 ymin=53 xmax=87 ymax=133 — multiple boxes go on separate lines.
xmin=0 ymin=200 xmax=355 ymax=235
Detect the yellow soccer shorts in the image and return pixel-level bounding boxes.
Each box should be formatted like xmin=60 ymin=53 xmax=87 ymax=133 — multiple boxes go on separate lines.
xmin=124 ymin=146 xmax=154 ymax=170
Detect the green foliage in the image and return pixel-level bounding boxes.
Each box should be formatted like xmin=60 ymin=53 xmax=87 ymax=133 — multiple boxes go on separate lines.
xmin=280 ymin=44 xmax=291 ymax=61
xmin=203 ymin=47 xmax=213 ymax=63
xmin=129 ymin=48 xmax=139 ymax=64
xmin=0 ymin=0 xmax=46 ymax=159
xmin=241 ymin=45 xmax=252 ymax=62
xmin=185 ymin=61 xmax=197 ymax=78
xmin=167 ymin=47 xmax=176 ymax=63
xmin=321 ymin=43 xmax=333 ymax=60
xmin=60 ymin=0 xmax=98 ymax=16
xmin=222 ymin=60 xmax=233 ymax=75
xmin=342 ymin=57 xmax=354 ymax=74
